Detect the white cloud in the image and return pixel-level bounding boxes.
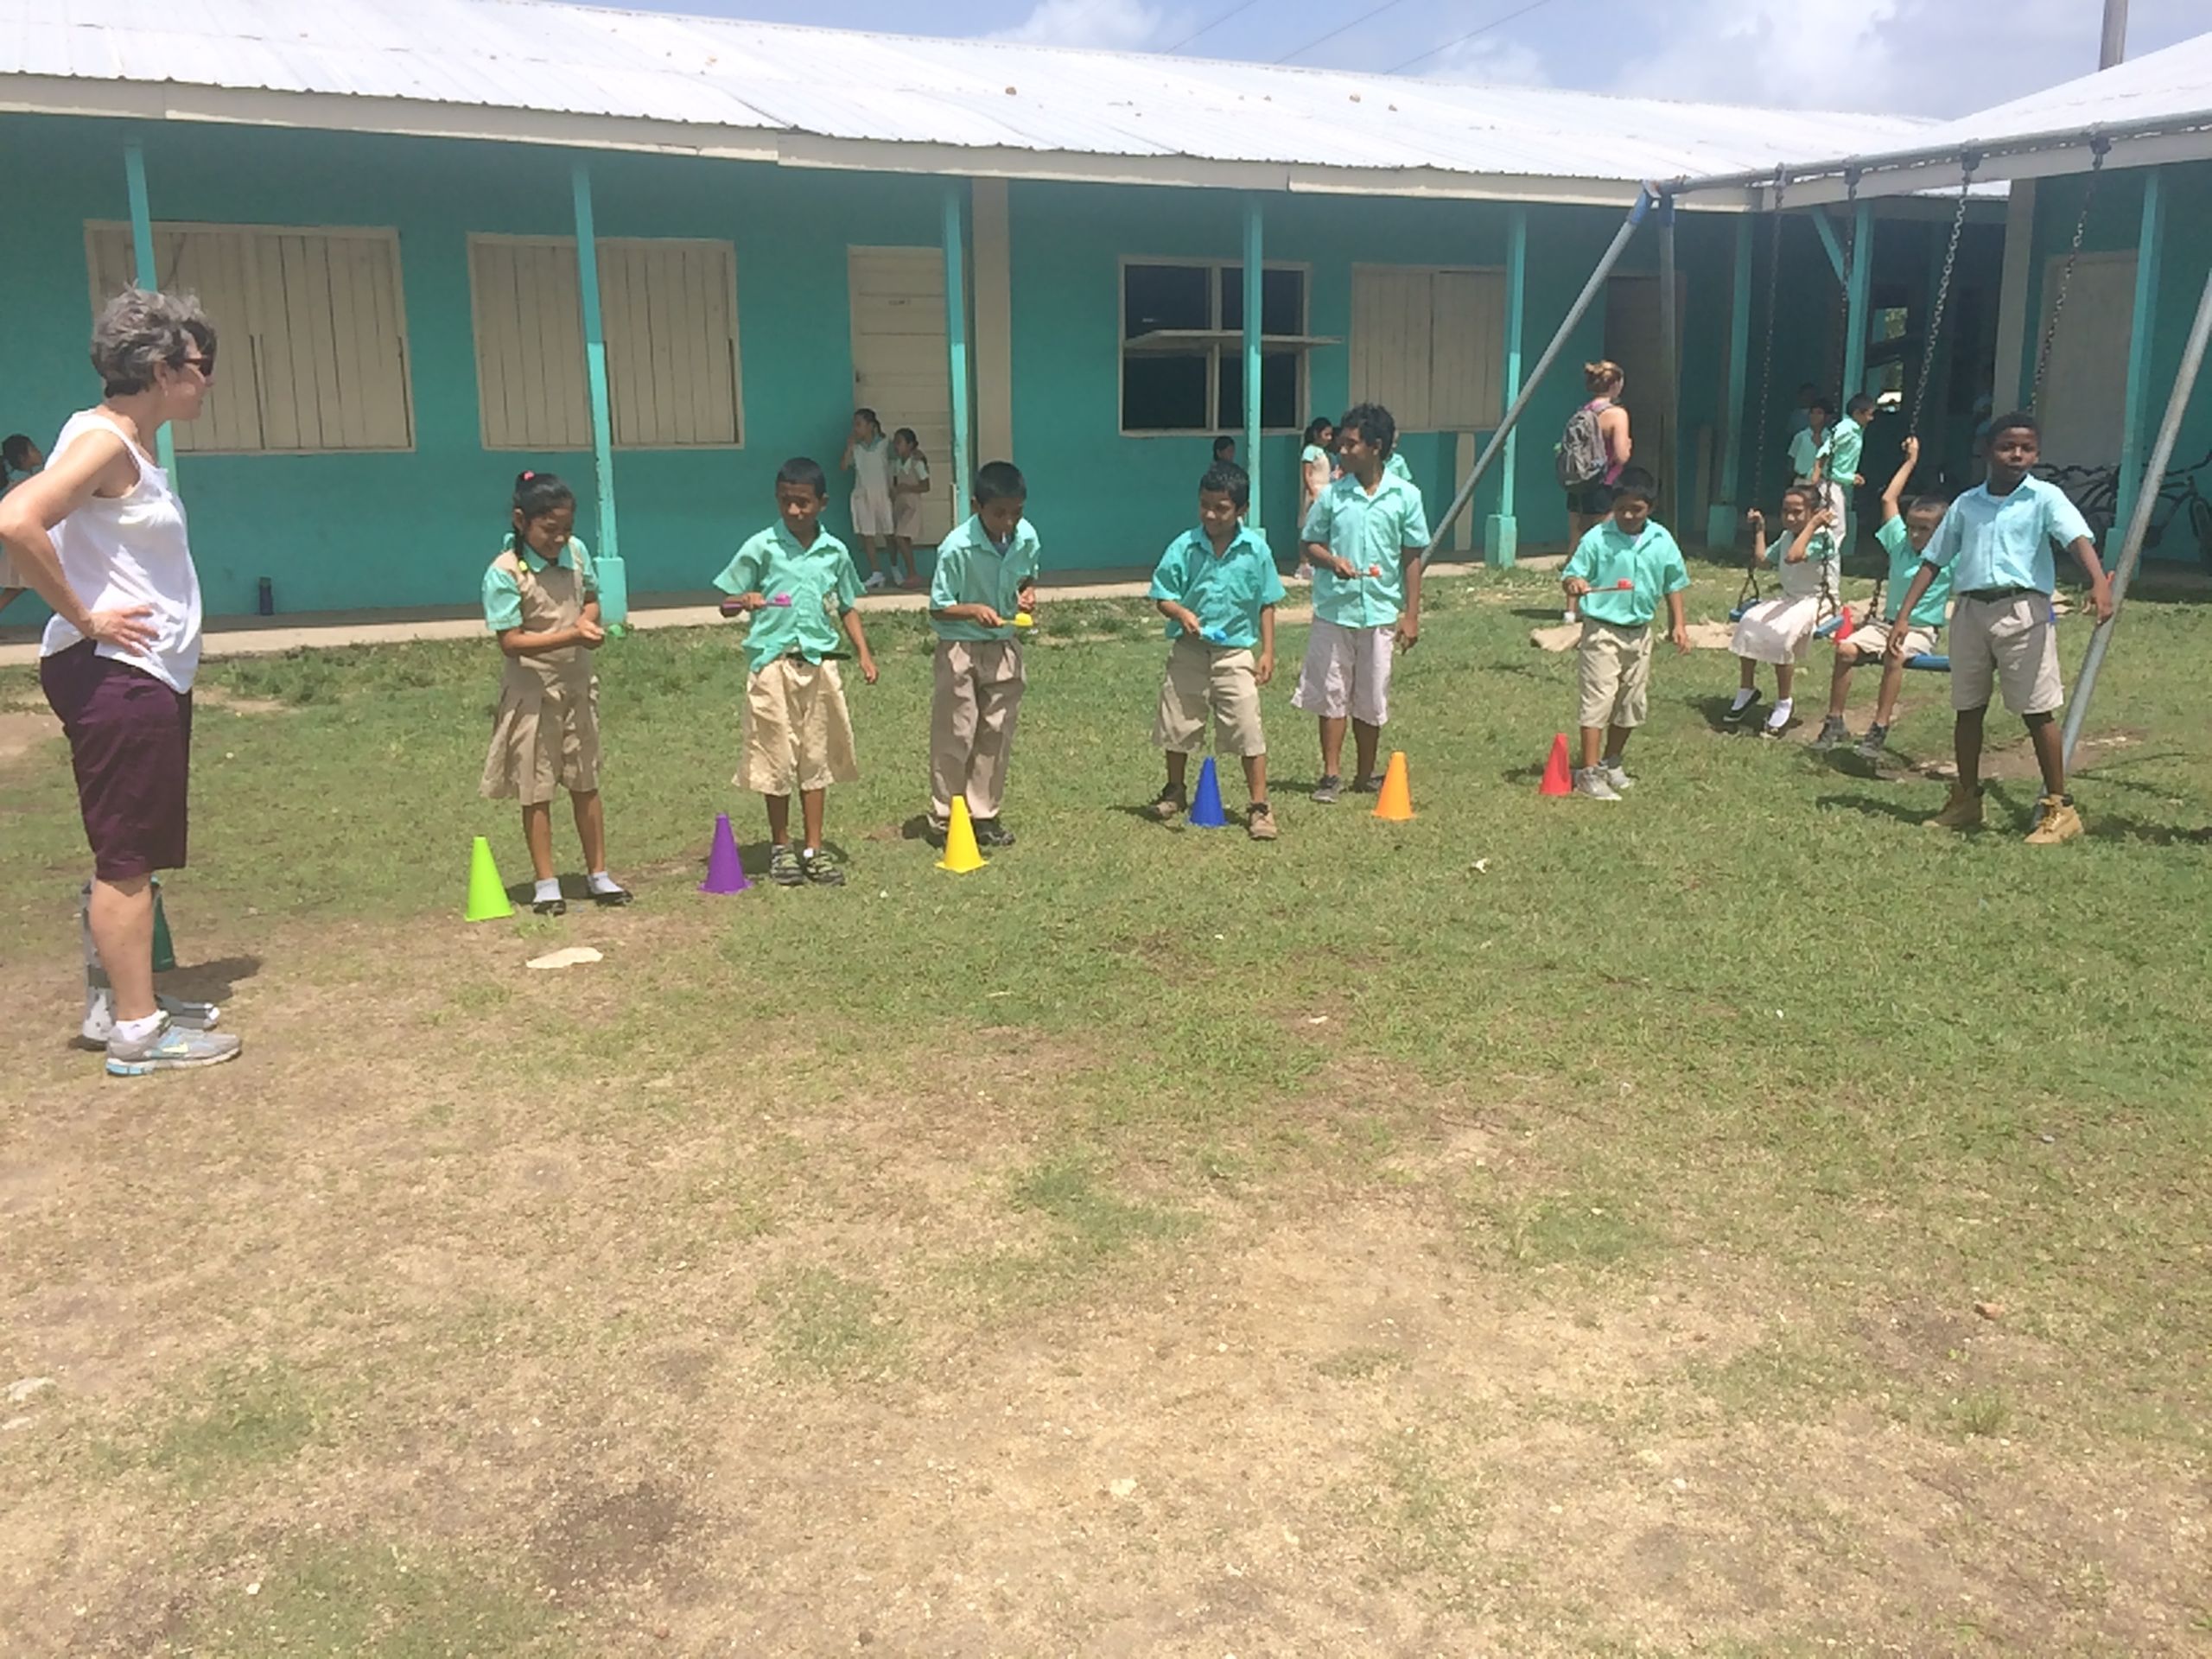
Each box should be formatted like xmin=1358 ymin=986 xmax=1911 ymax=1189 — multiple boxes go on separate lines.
xmin=989 ymin=0 xmax=1168 ymax=50
xmin=1417 ymin=34 xmax=1550 ymax=90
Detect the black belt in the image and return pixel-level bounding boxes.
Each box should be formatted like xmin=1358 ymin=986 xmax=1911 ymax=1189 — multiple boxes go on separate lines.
xmin=1960 ymin=586 xmax=2037 ymax=602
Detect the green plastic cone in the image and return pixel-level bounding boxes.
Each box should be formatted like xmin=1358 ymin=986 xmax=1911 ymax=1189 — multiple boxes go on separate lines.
xmin=465 ymin=836 xmax=514 ymax=922
xmin=150 ymin=878 xmax=177 ymax=972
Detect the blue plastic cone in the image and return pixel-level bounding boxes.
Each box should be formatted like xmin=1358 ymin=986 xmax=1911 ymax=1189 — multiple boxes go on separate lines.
xmin=1188 ymin=756 xmax=1229 ymax=828
xmin=699 ymin=813 xmax=752 ymax=893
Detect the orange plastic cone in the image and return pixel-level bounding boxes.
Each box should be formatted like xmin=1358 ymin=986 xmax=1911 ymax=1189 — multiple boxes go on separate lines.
xmin=1372 ymin=751 xmax=1414 ymax=821
xmin=1539 ymin=734 xmax=1573 ymax=797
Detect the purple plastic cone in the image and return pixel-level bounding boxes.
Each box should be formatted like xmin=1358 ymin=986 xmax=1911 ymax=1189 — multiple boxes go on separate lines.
xmin=700 ymin=812 xmax=752 ymax=893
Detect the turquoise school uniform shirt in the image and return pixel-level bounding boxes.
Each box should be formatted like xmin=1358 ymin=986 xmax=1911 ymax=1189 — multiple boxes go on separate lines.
xmin=1757 ymin=521 xmax=1836 ymax=569
xmin=713 ymin=522 xmax=862 ymax=675
xmin=1562 ymin=519 xmax=1689 ymax=628
xmin=1385 ymin=451 xmax=1414 ymax=484
xmin=1300 ymin=472 xmax=1432 ymax=629
xmin=1878 ymin=516 xmax=1950 ymax=629
xmin=931 ymin=513 xmax=1042 ymax=643
xmin=1918 ymin=475 xmax=2092 ymax=596
xmin=483 ymin=535 xmax=595 ymax=631
xmin=1818 ymin=420 xmax=1866 ymax=488
xmin=1147 ymin=524 xmax=1287 ymax=650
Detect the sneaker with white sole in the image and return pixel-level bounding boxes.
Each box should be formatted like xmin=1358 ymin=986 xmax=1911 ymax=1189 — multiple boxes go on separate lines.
xmin=1574 ymin=766 xmax=1623 ymax=802
xmin=1599 ymin=760 xmax=1635 ymax=792
xmin=1853 ymin=723 xmax=1891 ymax=760
xmin=105 ymin=1015 xmax=242 ymax=1077
xmin=82 ymin=988 xmax=219 ymax=1048
xmin=1311 ymin=774 xmax=1343 ymax=805
xmin=863 ymin=571 xmax=887 ymax=592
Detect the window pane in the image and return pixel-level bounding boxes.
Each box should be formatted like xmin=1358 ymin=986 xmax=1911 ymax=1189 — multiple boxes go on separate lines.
xmin=1126 ymin=353 xmax=1211 ymax=431
xmin=1216 ymin=353 xmax=1301 ymax=430
xmin=1125 ymin=264 xmax=1211 ymax=338
xmin=1223 ymin=267 xmax=1306 ymax=336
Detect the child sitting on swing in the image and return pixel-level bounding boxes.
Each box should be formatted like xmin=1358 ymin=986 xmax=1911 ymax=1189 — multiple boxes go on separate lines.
xmin=1813 ymin=436 xmax=1952 ymax=756
xmin=1729 ymin=486 xmax=1837 ymax=736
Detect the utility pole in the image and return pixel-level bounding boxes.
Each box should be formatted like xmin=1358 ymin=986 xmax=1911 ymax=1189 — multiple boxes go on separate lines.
xmin=2101 ymin=0 xmax=2128 ymax=69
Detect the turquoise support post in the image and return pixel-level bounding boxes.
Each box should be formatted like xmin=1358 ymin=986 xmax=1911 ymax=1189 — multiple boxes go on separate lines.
xmin=1810 ymin=207 xmax=1847 ymax=285
xmin=1485 ymin=206 xmax=1528 ymax=568
xmin=124 ymin=141 xmax=177 ymax=477
xmin=1842 ymin=200 xmax=1873 ymax=401
xmin=570 ymin=161 xmax=626 ymax=628
xmin=1656 ymin=194 xmax=1681 ymax=519
xmin=2110 ymin=168 xmax=2165 ymax=559
xmin=944 ymin=182 xmax=973 ymax=507
xmin=1242 ymin=197 xmax=1263 ymax=530
xmin=1708 ymin=214 xmax=1754 ymax=548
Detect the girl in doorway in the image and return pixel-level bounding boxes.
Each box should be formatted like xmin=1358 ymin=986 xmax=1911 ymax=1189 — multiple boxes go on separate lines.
xmin=842 ymin=408 xmax=899 ymax=589
xmin=1563 ymin=361 xmax=1631 ymax=622
xmin=890 ymin=426 xmax=931 ymax=588
xmin=480 ymin=470 xmax=630 ymax=916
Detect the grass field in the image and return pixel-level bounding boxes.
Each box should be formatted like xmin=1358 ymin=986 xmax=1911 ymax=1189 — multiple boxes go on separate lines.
xmin=3 ymin=563 xmax=2209 ymax=1655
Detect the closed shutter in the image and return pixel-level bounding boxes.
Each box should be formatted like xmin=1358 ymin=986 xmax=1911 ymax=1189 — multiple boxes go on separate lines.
xmin=1351 ymin=265 xmax=1506 ymax=432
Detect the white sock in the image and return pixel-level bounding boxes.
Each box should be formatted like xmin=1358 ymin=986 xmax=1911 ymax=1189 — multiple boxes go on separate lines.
xmin=1767 ymin=698 xmax=1794 ymax=727
xmin=533 ymin=877 xmax=561 ymax=904
xmin=1730 ymin=687 xmax=1756 ymax=712
xmin=587 ymin=871 xmax=622 ymax=895
xmin=115 ymin=1012 xmax=164 ymax=1045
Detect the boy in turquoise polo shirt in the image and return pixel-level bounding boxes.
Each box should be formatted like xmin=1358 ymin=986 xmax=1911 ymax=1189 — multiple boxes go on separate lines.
xmin=1815 ymin=436 xmax=1952 ymax=756
xmin=927 ymin=460 xmax=1041 ymax=849
xmin=1145 ymin=461 xmax=1286 ymax=841
xmin=715 ymin=456 xmax=879 ymax=887
xmin=1886 ymin=410 xmax=2113 ymax=843
xmin=1815 ymin=393 xmax=1874 ymax=548
xmin=1560 ymin=467 xmax=1691 ymax=801
xmin=1293 ymin=402 xmax=1431 ymax=804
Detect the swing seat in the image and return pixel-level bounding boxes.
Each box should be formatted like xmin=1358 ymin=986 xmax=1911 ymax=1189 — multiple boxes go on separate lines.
xmin=1905 ymin=653 xmax=1949 ymax=672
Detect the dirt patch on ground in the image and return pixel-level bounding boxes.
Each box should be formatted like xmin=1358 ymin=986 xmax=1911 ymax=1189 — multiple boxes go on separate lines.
xmin=0 ymin=707 xmax=60 ymax=766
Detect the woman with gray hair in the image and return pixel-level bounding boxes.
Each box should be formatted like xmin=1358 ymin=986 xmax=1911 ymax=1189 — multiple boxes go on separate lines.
xmin=0 ymin=287 xmax=241 ymax=1075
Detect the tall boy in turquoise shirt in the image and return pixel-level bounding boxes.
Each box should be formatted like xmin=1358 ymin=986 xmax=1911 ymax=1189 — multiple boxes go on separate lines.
xmin=927 ymin=460 xmax=1041 ymax=849
xmin=1885 ymin=410 xmax=2113 ymax=843
xmin=1560 ymin=468 xmax=1691 ymax=801
xmin=1145 ymin=461 xmax=1286 ymax=841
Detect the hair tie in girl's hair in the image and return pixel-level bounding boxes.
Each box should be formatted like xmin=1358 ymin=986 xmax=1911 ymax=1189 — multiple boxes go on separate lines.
xmin=522 ymin=470 xmax=536 ymax=480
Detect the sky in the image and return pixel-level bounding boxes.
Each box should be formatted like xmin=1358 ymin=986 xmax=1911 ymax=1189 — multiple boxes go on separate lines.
xmin=636 ymin=0 xmax=2201 ymax=118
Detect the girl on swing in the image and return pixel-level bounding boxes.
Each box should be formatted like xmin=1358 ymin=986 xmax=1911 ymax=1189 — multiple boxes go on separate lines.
xmin=1728 ymin=484 xmax=1838 ymax=737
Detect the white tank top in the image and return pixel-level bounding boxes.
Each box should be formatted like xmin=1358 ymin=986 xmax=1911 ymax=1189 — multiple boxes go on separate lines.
xmin=38 ymin=410 xmax=203 ymax=693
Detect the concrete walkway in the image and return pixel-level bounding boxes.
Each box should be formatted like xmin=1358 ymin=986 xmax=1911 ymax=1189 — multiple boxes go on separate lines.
xmin=0 ymin=559 xmax=1533 ymax=668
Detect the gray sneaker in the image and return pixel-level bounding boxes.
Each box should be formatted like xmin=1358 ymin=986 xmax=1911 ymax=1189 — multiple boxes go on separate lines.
xmin=1599 ymin=760 xmax=1635 ymax=792
xmin=1812 ymin=715 xmax=1850 ymax=751
xmin=1574 ymin=766 xmax=1623 ymax=802
xmin=105 ymin=1015 xmax=242 ymax=1077
xmin=1311 ymin=774 xmax=1343 ymax=805
xmin=1854 ymin=723 xmax=1890 ymax=760
xmin=82 ymin=988 xmax=220 ymax=1048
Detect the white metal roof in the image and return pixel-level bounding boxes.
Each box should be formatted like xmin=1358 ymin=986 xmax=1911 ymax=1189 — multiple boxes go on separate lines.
xmin=0 ymin=0 xmax=1942 ymax=203
xmin=1914 ymin=27 xmax=2212 ymax=154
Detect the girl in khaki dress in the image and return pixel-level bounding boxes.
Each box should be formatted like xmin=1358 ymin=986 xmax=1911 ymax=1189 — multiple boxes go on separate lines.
xmin=480 ymin=471 xmax=630 ymax=916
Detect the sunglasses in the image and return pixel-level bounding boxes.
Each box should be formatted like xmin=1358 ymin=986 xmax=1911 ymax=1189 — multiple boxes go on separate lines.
xmin=176 ymin=351 xmax=217 ymax=377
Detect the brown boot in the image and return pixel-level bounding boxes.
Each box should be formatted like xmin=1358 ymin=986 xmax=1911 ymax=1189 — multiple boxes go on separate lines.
xmin=1924 ymin=783 xmax=1985 ymax=831
xmin=1247 ymin=802 xmax=1279 ymax=842
xmin=2024 ymin=794 xmax=2084 ymax=845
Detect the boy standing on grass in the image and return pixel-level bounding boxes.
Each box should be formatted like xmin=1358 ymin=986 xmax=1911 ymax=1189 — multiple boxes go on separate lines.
xmin=1886 ymin=411 xmax=2113 ymax=843
xmin=1145 ymin=461 xmax=1284 ymax=841
xmin=1294 ymin=402 xmax=1430 ymax=804
xmin=1560 ymin=467 xmax=1691 ymax=801
xmin=1815 ymin=393 xmax=1874 ymax=548
xmin=927 ymin=461 xmax=1039 ymax=850
xmin=1814 ymin=435 xmax=1952 ymax=756
xmin=715 ymin=457 xmax=879 ymax=888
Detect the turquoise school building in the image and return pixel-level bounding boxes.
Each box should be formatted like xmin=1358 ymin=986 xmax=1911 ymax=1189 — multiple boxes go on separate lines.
xmin=1 ymin=3 xmax=2200 ymax=624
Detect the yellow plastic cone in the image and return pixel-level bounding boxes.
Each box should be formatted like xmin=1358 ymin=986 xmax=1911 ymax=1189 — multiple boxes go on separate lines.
xmin=466 ymin=836 xmax=515 ymax=920
xmin=1372 ymin=751 xmax=1414 ymax=821
xmin=937 ymin=798 xmax=988 ymax=874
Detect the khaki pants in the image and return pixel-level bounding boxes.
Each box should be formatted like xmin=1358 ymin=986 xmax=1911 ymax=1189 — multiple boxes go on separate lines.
xmin=1153 ymin=637 xmax=1267 ymax=757
xmin=1577 ymin=620 xmax=1653 ymax=730
xmin=931 ymin=639 xmax=1026 ymax=819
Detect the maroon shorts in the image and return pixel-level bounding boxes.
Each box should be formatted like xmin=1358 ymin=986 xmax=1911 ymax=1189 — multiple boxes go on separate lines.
xmin=40 ymin=641 xmax=194 ymax=881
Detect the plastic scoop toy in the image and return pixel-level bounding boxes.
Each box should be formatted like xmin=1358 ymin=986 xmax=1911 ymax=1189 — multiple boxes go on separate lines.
xmin=1012 ymin=613 xmax=1034 ymax=628
xmin=769 ymin=594 xmax=794 ymax=607
xmin=1201 ymin=627 xmax=1231 ymax=645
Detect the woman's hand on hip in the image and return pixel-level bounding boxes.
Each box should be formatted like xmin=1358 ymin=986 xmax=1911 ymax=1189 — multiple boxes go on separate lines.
xmin=86 ymin=605 xmax=157 ymax=652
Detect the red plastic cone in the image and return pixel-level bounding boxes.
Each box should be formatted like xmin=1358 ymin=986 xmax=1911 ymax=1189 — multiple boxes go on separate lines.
xmin=1539 ymin=734 xmax=1573 ymax=797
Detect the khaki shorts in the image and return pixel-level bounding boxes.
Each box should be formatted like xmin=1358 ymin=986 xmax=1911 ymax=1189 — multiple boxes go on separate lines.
xmin=1154 ymin=635 xmax=1267 ymax=757
xmin=738 ymin=656 xmax=860 ymax=796
xmin=1950 ymin=593 xmax=2062 ymax=715
xmin=1292 ymin=617 xmax=1394 ymax=726
xmin=1837 ymin=618 xmax=1939 ymax=663
xmin=1577 ymin=620 xmax=1654 ymax=730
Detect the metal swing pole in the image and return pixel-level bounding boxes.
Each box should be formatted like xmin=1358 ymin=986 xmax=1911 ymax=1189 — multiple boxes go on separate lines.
xmin=2060 ymin=261 xmax=2212 ymax=772
xmin=1427 ymin=186 xmax=1655 ymax=561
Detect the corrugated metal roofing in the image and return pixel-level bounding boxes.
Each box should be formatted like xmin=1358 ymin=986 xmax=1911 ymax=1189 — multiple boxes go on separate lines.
xmin=1907 ymin=27 xmax=2212 ymax=153
xmin=0 ymin=0 xmax=1942 ymax=194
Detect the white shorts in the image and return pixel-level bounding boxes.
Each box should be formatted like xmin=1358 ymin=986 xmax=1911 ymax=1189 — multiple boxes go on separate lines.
xmin=852 ymin=485 xmax=893 ymax=538
xmin=1292 ymin=618 xmax=1394 ymax=726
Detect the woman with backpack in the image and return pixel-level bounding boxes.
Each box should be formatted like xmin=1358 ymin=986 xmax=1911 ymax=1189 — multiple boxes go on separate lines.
xmin=1559 ymin=361 xmax=1632 ymax=622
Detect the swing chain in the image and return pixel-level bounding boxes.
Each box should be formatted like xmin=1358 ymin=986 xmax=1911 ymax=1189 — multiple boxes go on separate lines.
xmin=1908 ymin=152 xmax=1979 ymax=438
xmin=1833 ymin=167 xmax=1862 ymax=403
xmin=1750 ymin=166 xmax=1789 ymax=522
xmin=2031 ymin=136 xmax=2110 ymax=412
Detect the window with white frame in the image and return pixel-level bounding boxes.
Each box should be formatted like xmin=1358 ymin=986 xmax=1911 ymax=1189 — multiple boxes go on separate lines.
xmin=468 ymin=235 xmax=743 ymax=451
xmin=1120 ymin=260 xmax=1315 ymax=435
xmin=1350 ymin=266 xmax=1507 ymax=433
xmin=86 ymin=222 xmax=416 ymax=454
